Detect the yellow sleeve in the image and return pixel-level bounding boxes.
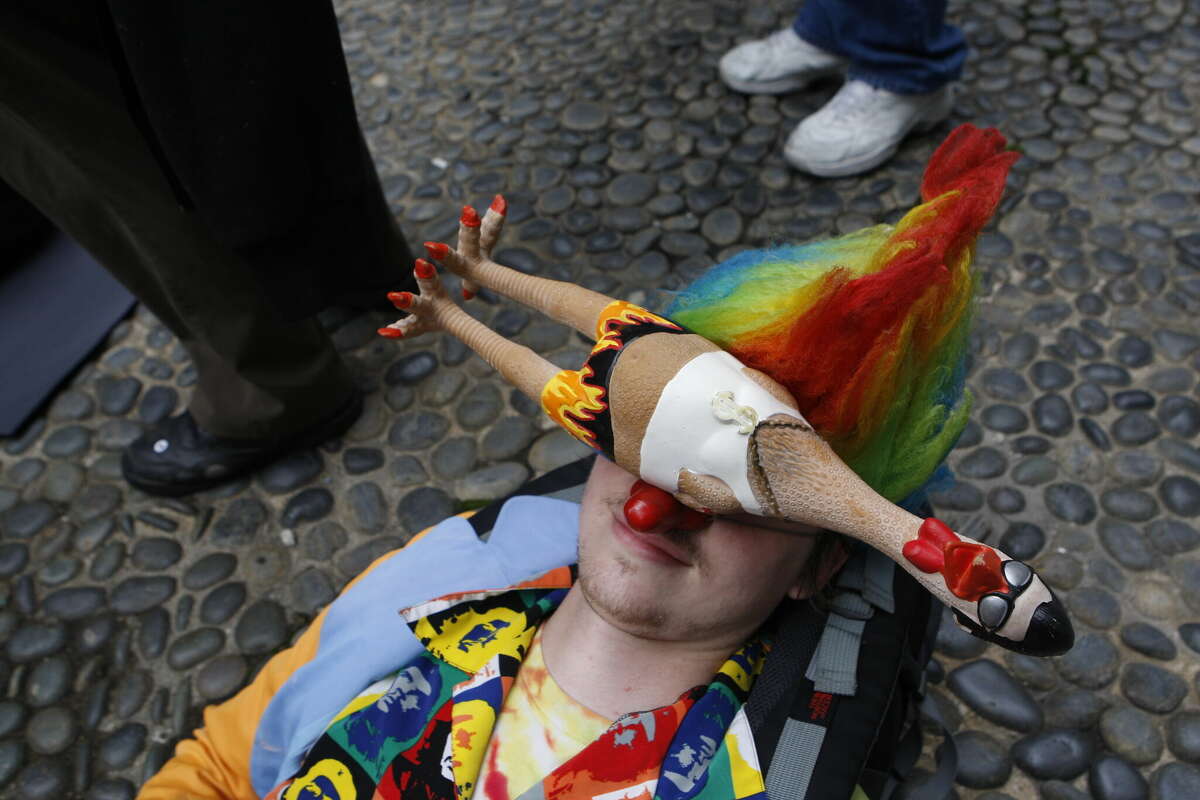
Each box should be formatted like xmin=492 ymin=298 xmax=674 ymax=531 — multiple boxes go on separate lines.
xmin=137 ymin=519 xmax=456 ymax=800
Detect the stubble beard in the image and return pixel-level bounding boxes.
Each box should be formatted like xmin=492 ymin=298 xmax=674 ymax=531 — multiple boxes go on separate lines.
xmin=575 ymin=495 xmax=707 ymax=639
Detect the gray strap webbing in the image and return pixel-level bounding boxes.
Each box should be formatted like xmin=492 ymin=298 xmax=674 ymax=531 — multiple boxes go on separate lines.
xmin=764 ymin=718 xmax=826 ymax=800
xmin=863 ymin=548 xmax=896 ymax=613
xmin=804 ymin=595 xmax=869 ymax=695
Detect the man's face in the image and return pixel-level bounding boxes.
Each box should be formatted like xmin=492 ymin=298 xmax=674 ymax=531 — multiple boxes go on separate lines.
xmin=576 ymin=457 xmax=825 ymax=645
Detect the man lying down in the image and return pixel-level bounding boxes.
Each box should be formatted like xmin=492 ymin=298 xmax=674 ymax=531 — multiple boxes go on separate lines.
xmin=139 ymin=125 xmax=1069 ymax=800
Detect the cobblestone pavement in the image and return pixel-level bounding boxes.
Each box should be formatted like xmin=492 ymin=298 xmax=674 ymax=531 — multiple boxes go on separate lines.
xmin=3 ymin=0 xmax=1200 ymax=797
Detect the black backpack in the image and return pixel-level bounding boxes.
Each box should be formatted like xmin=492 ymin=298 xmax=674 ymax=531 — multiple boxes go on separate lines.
xmin=466 ymin=456 xmax=956 ymax=800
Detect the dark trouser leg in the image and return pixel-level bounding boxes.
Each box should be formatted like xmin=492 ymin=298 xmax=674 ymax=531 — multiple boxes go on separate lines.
xmin=0 ymin=25 xmax=355 ymax=440
xmin=794 ymin=0 xmax=967 ymax=94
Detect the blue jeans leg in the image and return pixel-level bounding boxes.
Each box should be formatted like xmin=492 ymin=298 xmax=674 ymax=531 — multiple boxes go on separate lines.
xmin=793 ymin=0 xmax=967 ymax=94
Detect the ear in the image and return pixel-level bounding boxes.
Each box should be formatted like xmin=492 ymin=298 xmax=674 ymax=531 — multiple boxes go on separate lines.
xmin=787 ymin=537 xmax=850 ymax=600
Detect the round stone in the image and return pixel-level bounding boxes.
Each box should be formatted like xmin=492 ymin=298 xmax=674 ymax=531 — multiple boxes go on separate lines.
xmin=183 ymin=553 xmax=236 ymax=591
xmin=257 ymin=450 xmax=322 ymax=494
xmin=1115 ymin=335 xmax=1153 ymax=367
xmin=167 ymin=627 xmax=225 ymax=670
xmin=111 ymin=576 xmax=176 ymax=614
xmin=1067 ymin=586 xmax=1121 ymax=629
xmin=1112 ymin=412 xmax=1160 ymax=446
xmin=132 ymin=536 xmax=183 ymax=570
xmin=700 ymin=207 xmax=743 ymax=246
xmin=1121 ymin=662 xmax=1188 ymax=713
xmin=988 ymin=487 xmax=1025 ymax=514
xmin=954 ymin=730 xmax=1011 ymax=788
xmin=1159 ymin=396 xmax=1200 ymax=438
xmin=982 ymin=368 xmax=1031 ymax=401
xmin=1121 ymin=622 xmax=1177 ymax=660
xmin=212 ymin=498 xmax=268 ymax=545
xmin=0 ymin=542 xmax=28 ymax=577
xmin=76 ymin=613 xmax=116 ymax=654
xmin=606 ymin=173 xmax=655 ymax=206
xmin=342 ymin=447 xmax=384 ymax=475
xmin=98 ymin=723 xmax=146 ymax=769
xmin=42 ymin=462 xmax=84 ymax=503
xmin=1113 ymin=390 xmax=1156 ymax=411
xmin=2 ymin=501 xmax=57 ymax=539
xmin=397 ymin=487 xmax=455 ymax=535
xmin=1110 ymin=451 xmax=1162 ymax=486
xmin=41 ymin=425 xmax=90 ymax=458
xmin=927 ymin=480 xmax=983 ymax=511
xmin=1167 ymin=711 xmax=1200 ymax=763
xmin=1033 ymin=394 xmax=1073 ymax=436
xmin=1012 ymin=455 xmax=1057 ymax=485
xmin=235 ymin=600 xmax=288 ymax=654
xmin=947 ymin=659 xmax=1042 ymax=732
xmin=1044 ymin=689 xmax=1108 ymax=729
xmin=561 ymin=101 xmax=608 ymax=131
xmin=200 ymin=582 xmax=246 ymax=625
xmin=1010 ymin=729 xmax=1093 ymax=780
xmin=0 ymin=701 xmax=25 ymax=738
xmin=1100 ymin=705 xmax=1165 ymax=765
xmin=44 ymin=587 xmax=106 ymax=620
xmin=1031 ymin=361 xmax=1074 ymax=391
xmin=1089 ymin=755 xmax=1148 ymax=800
xmin=96 ymin=376 xmax=141 ymax=415
xmin=1152 ymin=763 xmax=1200 ymax=800
xmin=1055 ymin=633 xmax=1119 ymax=689
xmin=336 ymin=537 xmax=402 ymax=578
xmin=981 ymin=404 xmax=1029 ymax=433
xmin=26 ymin=707 xmax=75 ymax=755
xmin=87 ymin=779 xmax=137 ymax=800
xmin=196 ymin=654 xmax=249 ymax=702
xmin=1072 ymin=382 xmax=1109 ymax=414
xmin=111 ymin=671 xmax=151 ymax=718
xmin=291 ymin=567 xmax=336 ymax=614
xmin=958 ymin=447 xmax=1007 ymax=479
xmin=5 ymin=622 xmax=67 ymax=663
xmin=1044 ymin=483 xmax=1098 ymax=524
xmin=138 ymin=385 xmax=178 ymax=423
xmin=1160 ymin=476 xmax=1200 ymax=517
xmin=281 ymin=487 xmax=334 ymax=527
xmin=999 ymin=522 xmax=1045 ymax=560
xmin=481 ymin=416 xmax=536 ymax=461
xmin=347 ymin=481 xmax=388 ymax=533
xmin=935 ymin=607 xmax=987 ymax=659
xmin=1148 ymin=519 xmax=1200 ymax=556
xmin=389 ymin=410 xmax=451 ymax=449
xmin=1101 ymin=488 xmax=1160 ymax=522
xmin=302 ymin=522 xmax=345 ymax=563
xmin=528 ymin=430 xmax=592 ymax=473
xmin=25 ymin=656 xmax=70 ymax=707
xmin=16 ymin=758 xmax=67 ymax=799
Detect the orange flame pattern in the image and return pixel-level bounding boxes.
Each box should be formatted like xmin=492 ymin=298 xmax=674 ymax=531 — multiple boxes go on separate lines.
xmin=541 ymin=364 xmax=607 ymax=447
xmin=541 ymin=301 xmax=682 ymax=448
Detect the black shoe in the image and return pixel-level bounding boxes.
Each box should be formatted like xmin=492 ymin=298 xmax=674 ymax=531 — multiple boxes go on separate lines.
xmin=121 ymin=391 xmax=363 ymax=497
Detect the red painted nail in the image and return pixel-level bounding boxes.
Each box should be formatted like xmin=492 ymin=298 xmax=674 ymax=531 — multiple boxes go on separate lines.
xmin=490 ymin=195 xmax=507 ymax=216
xmin=377 ymin=327 xmax=404 ymax=339
xmin=423 ymin=241 xmax=450 ymax=260
xmin=460 ymin=206 xmax=481 ymax=227
xmin=387 ymin=291 xmax=413 ymax=309
xmin=414 ymin=259 xmax=436 ymax=279
xmin=462 ymin=288 xmax=476 ymax=300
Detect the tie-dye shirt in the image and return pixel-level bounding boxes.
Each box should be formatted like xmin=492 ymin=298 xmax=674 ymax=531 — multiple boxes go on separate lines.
xmin=266 ymin=566 xmax=771 ymax=800
xmin=475 ymin=628 xmax=613 ymax=799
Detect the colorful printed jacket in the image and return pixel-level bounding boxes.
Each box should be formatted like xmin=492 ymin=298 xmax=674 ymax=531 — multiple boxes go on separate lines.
xmin=137 ymin=496 xmax=769 ymax=800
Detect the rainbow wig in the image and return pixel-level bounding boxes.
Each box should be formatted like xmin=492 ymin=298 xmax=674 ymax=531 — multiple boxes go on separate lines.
xmin=667 ymin=124 xmax=1018 ymax=506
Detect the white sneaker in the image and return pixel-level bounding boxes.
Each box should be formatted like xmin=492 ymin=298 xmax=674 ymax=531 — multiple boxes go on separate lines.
xmin=719 ymin=27 xmax=847 ymax=95
xmin=784 ymin=80 xmax=955 ymax=177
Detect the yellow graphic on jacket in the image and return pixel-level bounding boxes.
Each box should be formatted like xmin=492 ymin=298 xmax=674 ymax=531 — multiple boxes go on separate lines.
xmin=282 ymin=758 xmax=357 ymax=800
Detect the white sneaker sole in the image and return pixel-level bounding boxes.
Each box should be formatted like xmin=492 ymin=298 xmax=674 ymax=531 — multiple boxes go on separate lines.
xmin=719 ymin=65 xmax=844 ymax=96
xmin=785 ymin=91 xmax=955 ymax=177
